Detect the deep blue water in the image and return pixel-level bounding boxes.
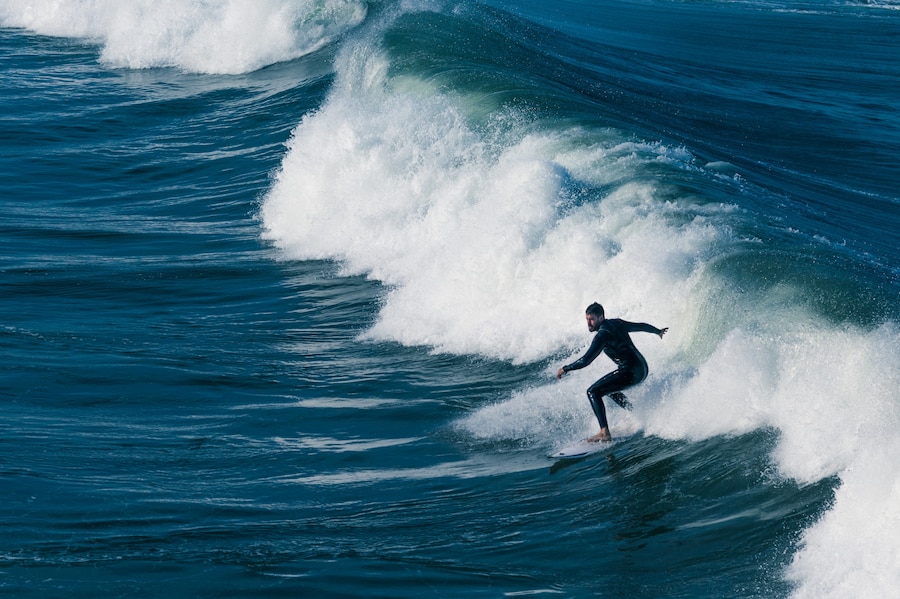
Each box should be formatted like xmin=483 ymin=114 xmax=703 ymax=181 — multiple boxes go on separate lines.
xmin=2 ymin=1 xmax=898 ymax=597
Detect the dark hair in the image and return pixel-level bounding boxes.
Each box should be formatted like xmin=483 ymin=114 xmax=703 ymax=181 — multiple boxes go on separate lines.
xmin=585 ymin=302 xmax=605 ymax=318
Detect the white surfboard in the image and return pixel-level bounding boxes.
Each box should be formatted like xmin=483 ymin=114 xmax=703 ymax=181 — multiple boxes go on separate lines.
xmin=550 ymin=439 xmax=613 ymax=459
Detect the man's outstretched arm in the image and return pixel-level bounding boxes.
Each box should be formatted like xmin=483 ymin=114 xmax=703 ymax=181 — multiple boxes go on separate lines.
xmin=622 ymin=320 xmax=668 ymax=338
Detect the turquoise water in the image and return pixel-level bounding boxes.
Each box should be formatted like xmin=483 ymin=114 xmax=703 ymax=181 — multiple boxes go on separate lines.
xmin=2 ymin=1 xmax=898 ymax=597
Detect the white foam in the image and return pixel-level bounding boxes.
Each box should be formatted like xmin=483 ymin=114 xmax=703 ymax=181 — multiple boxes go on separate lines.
xmin=0 ymin=0 xmax=366 ymax=74
xmin=455 ymin=376 xmax=643 ymax=450
xmin=781 ymin=324 xmax=900 ymax=599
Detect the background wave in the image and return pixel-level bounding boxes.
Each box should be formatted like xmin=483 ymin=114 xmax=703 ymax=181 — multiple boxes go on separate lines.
xmin=0 ymin=0 xmax=368 ymax=73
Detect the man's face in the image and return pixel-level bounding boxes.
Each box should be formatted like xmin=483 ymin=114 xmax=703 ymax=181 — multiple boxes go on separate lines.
xmin=586 ymin=313 xmax=602 ymax=332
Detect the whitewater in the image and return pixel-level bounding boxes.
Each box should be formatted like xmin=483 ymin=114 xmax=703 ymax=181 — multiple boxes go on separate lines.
xmin=1 ymin=0 xmax=898 ymax=597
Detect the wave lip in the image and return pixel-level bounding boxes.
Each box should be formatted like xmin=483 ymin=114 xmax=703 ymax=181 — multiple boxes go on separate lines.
xmin=0 ymin=0 xmax=367 ymax=74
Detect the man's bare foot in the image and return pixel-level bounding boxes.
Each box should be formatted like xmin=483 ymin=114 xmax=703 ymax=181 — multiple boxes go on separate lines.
xmin=586 ymin=429 xmax=612 ymax=443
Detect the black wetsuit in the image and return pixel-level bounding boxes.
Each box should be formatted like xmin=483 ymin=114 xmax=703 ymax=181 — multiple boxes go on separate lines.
xmin=562 ymin=318 xmax=662 ymax=430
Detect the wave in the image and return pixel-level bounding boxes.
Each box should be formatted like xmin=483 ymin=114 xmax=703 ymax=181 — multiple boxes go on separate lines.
xmin=0 ymin=0 xmax=367 ymax=74
xmin=260 ymin=3 xmax=900 ymax=597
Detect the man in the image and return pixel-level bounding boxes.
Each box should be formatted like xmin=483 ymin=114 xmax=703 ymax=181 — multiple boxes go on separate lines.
xmin=556 ymin=302 xmax=667 ymax=442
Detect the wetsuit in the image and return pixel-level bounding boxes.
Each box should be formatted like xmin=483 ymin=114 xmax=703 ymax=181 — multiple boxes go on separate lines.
xmin=561 ymin=318 xmax=663 ymax=430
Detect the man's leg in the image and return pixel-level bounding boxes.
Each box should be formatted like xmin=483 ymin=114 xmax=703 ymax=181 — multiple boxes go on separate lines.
xmin=586 ymin=388 xmax=611 ymax=441
xmin=585 ymin=370 xmax=633 ymax=442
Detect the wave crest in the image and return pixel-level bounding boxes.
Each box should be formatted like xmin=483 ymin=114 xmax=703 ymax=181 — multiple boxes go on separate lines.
xmin=0 ymin=0 xmax=367 ymax=73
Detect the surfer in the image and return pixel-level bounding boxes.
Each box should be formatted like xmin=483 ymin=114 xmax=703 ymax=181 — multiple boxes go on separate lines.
xmin=556 ymin=302 xmax=667 ymax=443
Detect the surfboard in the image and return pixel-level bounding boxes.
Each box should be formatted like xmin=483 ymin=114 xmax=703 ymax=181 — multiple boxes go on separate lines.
xmin=550 ymin=439 xmax=612 ymax=460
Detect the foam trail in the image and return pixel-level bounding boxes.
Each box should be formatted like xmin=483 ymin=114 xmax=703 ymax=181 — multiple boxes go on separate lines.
xmin=0 ymin=0 xmax=367 ymax=74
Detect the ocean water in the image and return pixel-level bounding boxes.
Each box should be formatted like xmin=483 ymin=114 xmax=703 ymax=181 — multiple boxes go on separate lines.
xmin=1 ymin=0 xmax=898 ymax=597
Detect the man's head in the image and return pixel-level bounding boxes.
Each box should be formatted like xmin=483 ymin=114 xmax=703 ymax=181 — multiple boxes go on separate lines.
xmin=585 ymin=302 xmax=605 ymax=332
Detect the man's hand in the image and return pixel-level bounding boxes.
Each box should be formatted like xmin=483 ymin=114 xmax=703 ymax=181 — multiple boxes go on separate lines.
xmin=556 ymin=368 xmax=566 ymax=379
xmin=659 ymin=327 xmax=668 ymax=339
